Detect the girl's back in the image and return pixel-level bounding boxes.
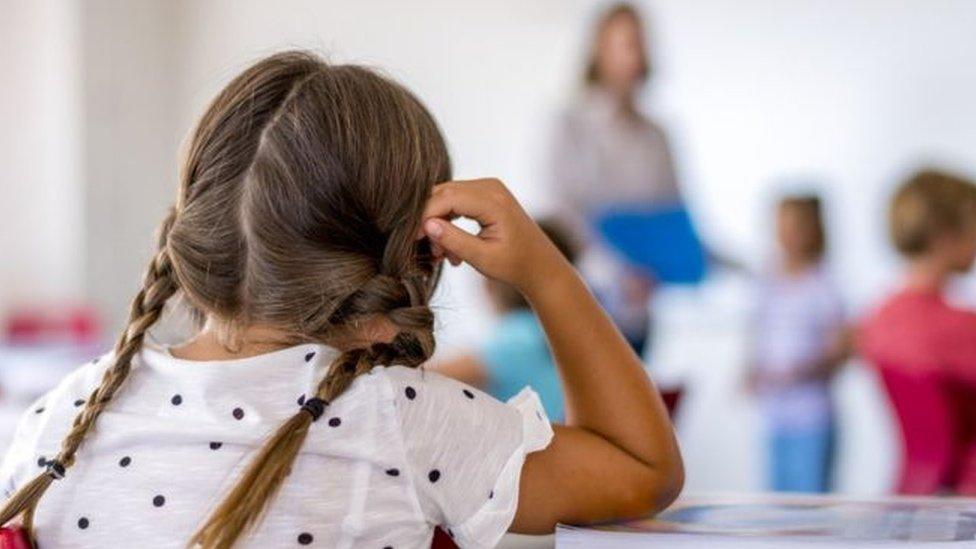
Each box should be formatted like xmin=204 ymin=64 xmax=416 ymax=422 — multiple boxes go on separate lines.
xmin=1 ymin=345 xmax=551 ymax=547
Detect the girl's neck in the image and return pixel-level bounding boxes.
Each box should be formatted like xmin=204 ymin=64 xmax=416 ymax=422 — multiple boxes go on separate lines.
xmin=904 ymin=259 xmax=951 ymax=293
xmin=169 ymin=318 xmax=399 ymax=362
xmin=170 ymin=325 xmax=296 ymax=361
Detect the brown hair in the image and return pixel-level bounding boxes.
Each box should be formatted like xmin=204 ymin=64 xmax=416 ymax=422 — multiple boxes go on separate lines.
xmin=0 ymin=51 xmax=451 ymax=548
xmin=890 ymin=169 xmax=976 ymax=257
xmin=778 ymin=194 xmax=826 ymax=261
xmin=584 ymin=2 xmax=651 ymax=87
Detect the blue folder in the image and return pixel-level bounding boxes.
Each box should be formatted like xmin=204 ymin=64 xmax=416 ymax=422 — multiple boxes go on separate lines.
xmin=593 ymin=204 xmax=706 ymax=285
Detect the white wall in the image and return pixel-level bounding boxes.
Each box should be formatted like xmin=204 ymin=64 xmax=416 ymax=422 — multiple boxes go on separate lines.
xmin=81 ymin=0 xmax=182 ymax=332
xmin=0 ymin=0 xmax=83 ymax=309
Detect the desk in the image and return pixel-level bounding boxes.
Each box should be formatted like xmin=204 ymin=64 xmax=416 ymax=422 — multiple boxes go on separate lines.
xmin=556 ymin=493 xmax=976 ymax=547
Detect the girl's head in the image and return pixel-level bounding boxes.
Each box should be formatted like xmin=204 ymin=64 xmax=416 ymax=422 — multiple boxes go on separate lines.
xmin=890 ymin=168 xmax=976 ymax=272
xmin=776 ymin=195 xmax=826 ymax=266
xmin=585 ymin=2 xmax=651 ymax=95
xmin=0 ymin=51 xmax=451 ymax=547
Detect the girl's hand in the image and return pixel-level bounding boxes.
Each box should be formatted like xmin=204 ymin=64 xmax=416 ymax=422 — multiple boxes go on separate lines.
xmin=423 ymin=180 xmax=683 ymax=531
xmin=421 ymin=178 xmax=570 ymax=295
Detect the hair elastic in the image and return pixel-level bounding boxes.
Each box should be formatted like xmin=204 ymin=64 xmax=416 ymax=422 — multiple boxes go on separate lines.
xmin=46 ymin=460 xmax=66 ymax=481
xmin=300 ymin=398 xmax=327 ymax=421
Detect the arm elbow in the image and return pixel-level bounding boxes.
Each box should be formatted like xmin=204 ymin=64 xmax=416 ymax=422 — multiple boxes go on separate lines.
xmin=635 ymin=455 xmax=685 ymax=517
xmin=657 ymin=460 xmax=685 ymax=511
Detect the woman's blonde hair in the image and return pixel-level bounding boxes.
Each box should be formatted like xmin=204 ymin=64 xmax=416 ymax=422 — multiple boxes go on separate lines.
xmin=0 ymin=50 xmax=451 ymax=548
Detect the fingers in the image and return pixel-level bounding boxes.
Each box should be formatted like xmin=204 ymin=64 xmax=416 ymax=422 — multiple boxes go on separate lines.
xmin=429 ymin=240 xmax=463 ymax=266
xmin=420 ymin=179 xmax=506 ymax=232
xmin=424 ymin=218 xmax=484 ymax=266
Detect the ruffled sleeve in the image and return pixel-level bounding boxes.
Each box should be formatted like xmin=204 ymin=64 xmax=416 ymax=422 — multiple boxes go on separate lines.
xmin=450 ymin=388 xmax=553 ymax=549
xmin=385 ymin=368 xmax=554 ymax=549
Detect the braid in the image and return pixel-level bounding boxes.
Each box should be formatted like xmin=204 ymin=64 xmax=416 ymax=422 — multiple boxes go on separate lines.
xmin=0 ymin=210 xmax=179 ymax=536
xmin=190 ymin=349 xmax=366 ymax=549
xmin=191 ymin=271 xmax=436 ymax=549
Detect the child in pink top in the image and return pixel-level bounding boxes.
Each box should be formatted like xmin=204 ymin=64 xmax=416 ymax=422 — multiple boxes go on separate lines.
xmin=861 ymin=169 xmax=976 ymax=386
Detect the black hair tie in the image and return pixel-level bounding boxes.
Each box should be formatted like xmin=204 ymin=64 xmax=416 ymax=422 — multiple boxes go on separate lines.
xmin=46 ymin=460 xmax=66 ymax=481
xmin=300 ymin=398 xmax=327 ymax=421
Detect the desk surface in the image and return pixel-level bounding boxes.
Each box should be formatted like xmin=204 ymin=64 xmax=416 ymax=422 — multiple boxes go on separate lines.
xmin=557 ymin=493 xmax=976 ymax=547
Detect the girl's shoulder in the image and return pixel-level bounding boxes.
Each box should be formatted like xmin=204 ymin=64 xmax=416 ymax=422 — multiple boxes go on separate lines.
xmin=378 ymin=365 xmax=520 ymax=427
xmin=373 ymin=365 xmax=553 ymax=545
xmin=18 ymin=352 xmax=115 ymax=429
xmin=0 ymin=352 xmax=115 ymax=497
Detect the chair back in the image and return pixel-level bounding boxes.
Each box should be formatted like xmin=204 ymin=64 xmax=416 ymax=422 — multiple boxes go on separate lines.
xmin=0 ymin=526 xmax=31 ymax=549
xmin=431 ymin=526 xmax=458 ymax=549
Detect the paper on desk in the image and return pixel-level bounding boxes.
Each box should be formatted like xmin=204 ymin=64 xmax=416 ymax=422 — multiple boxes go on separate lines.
xmin=556 ymin=493 xmax=976 ymax=548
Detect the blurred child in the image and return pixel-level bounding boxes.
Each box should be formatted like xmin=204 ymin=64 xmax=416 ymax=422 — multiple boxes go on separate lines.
xmin=749 ymin=195 xmax=850 ymax=493
xmin=861 ymin=169 xmax=976 ymax=389
xmin=434 ymin=220 xmax=577 ymax=422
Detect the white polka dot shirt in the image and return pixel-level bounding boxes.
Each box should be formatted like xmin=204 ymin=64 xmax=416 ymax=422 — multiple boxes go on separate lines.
xmin=0 ymin=344 xmax=553 ymax=548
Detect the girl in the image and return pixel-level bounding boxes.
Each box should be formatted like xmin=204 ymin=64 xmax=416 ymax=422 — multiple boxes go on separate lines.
xmin=0 ymin=51 xmax=682 ymax=548
xmin=749 ymin=195 xmax=849 ymax=493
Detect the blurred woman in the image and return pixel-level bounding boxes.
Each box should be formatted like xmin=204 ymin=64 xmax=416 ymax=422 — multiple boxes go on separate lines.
xmin=550 ymin=2 xmax=678 ymax=354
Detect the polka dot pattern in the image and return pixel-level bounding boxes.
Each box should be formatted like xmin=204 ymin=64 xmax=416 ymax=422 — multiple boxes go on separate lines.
xmin=4 ymin=345 xmax=550 ymax=548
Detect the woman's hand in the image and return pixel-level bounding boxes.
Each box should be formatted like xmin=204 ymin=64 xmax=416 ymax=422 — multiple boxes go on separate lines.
xmin=421 ymin=178 xmax=570 ymax=295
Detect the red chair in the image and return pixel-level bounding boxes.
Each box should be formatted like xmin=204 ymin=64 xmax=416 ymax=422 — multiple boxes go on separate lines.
xmin=431 ymin=526 xmax=458 ymax=549
xmin=660 ymin=388 xmax=683 ymax=419
xmin=0 ymin=526 xmax=31 ymax=549
xmin=877 ymin=364 xmax=976 ymax=495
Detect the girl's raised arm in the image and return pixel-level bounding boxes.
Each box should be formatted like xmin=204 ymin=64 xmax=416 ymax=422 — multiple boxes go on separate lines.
xmin=421 ymin=178 xmax=683 ymax=533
